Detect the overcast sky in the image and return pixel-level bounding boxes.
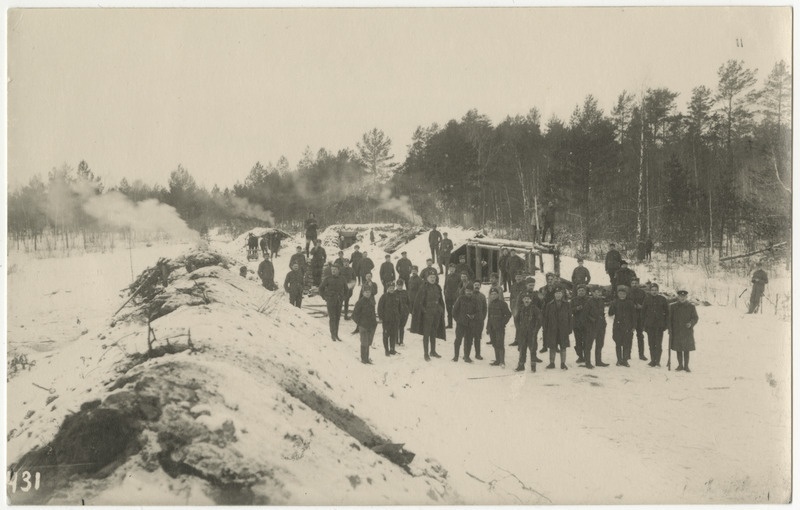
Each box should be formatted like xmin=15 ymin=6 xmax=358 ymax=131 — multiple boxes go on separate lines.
xmin=7 ymin=7 xmax=791 ymax=191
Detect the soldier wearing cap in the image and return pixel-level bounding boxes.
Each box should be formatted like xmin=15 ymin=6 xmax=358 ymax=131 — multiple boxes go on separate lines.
xmin=515 ymin=290 xmax=543 ymax=372
xmin=377 ymin=280 xmax=405 ymax=356
xmin=486 ymin=286 xmax=512 ymax=366
xmin=455 ymin=254 xmax=474 ymax=282
xmin=334 ymin=250 xmax=346 ymax=268
xmin=586 ymin=285 xmax=609 ymax=367
xmin=379 ymin=254 xmax=397 ymax=295
xmin=488 ymin=272 xmax=504 ymax=300
xmin=629 ymin=277 xmax=648 ymax=361
xmin=350 ymin=244 xmax=364 ymax=284
xmin=542 ymin=286 xmax=573 ymax=370
xmin=452 ymin=283 xmax=482 ymax=363
xmin=359 ymin=251 xmax=375 ymax=286
xmin=408 ymin=265 xmax=423 ymax=304
xmin=509 ymin=272 xmax=528 ymax=346
xmin=608 ymin=284 xmax=637 ymax=366
xmin=340 ymin=258 xmax=357 ymax=320
xmin=668 ymin=290 xmax=698 ymax=372
xmin=571 ymin=284 xmax=592 ymax=367
xmin=396 ymin=251 xmax=413 ymax=288
xmin=420 ymin=258 xmax=439 ymax=283
xmin=471 ymin=280 xmax=488 ymax=360
xmin=319 ymin=264 xmax=347 ymax=342
xmin=395 ymin=279 xmax=411 ymax=345
xmin=443 ymin=263 xmax=460 ymax=328
xmin=642 ymin=282 xmax=668 ymax=367
xmin=571 ymin=256 xmax=591 ymax=288
xmin=438 ymin=232 xmax=454 ymax=274
xmin=410 ymin=271 xmax=446 ymax=361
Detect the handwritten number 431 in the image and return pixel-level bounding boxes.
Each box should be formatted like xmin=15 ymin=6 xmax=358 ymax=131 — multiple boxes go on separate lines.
xmin=7 ymin=471 xmax=41 ymax=493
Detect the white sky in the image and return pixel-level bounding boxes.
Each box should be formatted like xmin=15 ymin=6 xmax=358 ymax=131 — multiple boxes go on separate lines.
xmin=7 ymin=6 xmax=792 ymax=190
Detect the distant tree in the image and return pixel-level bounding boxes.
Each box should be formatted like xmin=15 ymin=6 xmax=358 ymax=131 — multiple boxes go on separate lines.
xmin=356 ymin=128 xmax=396 ymax=183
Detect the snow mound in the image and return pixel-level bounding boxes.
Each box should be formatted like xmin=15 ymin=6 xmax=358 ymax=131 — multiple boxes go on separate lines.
xmin=7 ymin=250 xmax=457 ymax=505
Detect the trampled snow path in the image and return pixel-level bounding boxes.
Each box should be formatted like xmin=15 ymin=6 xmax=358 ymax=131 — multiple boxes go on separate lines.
xmin=6 ymin=231 xmax=791 ymax=504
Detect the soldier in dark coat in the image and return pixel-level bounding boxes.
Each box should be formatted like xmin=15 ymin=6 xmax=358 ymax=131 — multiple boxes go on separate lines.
xmin=498 ymin=247 xmax=511 ymax=292
xmin=247 ymin=233 xmax=259 ymax=256
xmin=340 ymin=259 xmax=357 ymax=320
xmin=428 ymin=226 xmax=442 ymax=264
xmin=360 ymin=273 xmax=378 ymax=303
xmin=571 ymin=257 xmax=591 ymax=287
xmin=395 ymin=279 xmax=411 ymax=345
xmin=410 ymin=272 xmax=446 ymax=361
xmin=486 ymin=287 xmax=512 ymax=366
xmin=350 ymin=245 xmax=364 ymax=285
xmin=542 ymin=273 xmax=558 ymax=304
xmin=378 ymin=281 xmax=405 ymax=356
xmin=318 ymin=264 xmax=347 ymax=342
xmin=352 ymin=287 xmax=377 ymax=364
xmin=269 ymin=231 xmax=281 ymax=259
xmin=257 ymin=255 xmax=277 ymax=290
xmin=438 ymin=233 xmax=454 ymax=274
xmin=629 ymin=277 xmax=648 ymax=361
xmin=542 ymin=288 xmax=572 ymax=370
xmin=454 ymin=255 xmax=474 ymax=282
xmin=334 ymin=250 xmax=346 ymax=268
xmin=506 ymin=250 xmax=526 ymax=282
xmin=605 ymin=243 xmax=622 ymax=293
xmin=457 ymin=271 xmax=471 ymax=297
xmin=452 ymin=285 xmax=482 ymax=363
xmin=309 ymin=239 xmax=327 ymax=287
xmin=408 ymin=266 xmax=423 ymax=304
xmin=304 ymin=212 xmax=319 ymax=257
xmin=615 ymin=260 xmax=637 ymax=292
xmin=586 ymin=286 xmax=608 ymax=367
xmin=541 ymin=201 xmax=556 ymax=243
xmin=369 ymin=229 xmax=375 ymax=243
xmin=645 ymin=237 xmax=653 ymax=261
xmin=748 ymin=263 xmax=769 ymax=314
xmin=642 ymin=282 xmax=669 ymax=367
xmin=571 ymin=285 xmax=591 ymax=365
xmin=359 ymin=252 xmax=375 ymax=285
xmin=471 ymin=281 xmax=488 ymax=360
xmin=259 ymin=235 xmax=269 ymax=258
xmin=420 ymin=259 xmax=439 ymax=284
xmin=669 ymin=290 xmax=699 ymax=372
xmin=396 ymin=251 xmax=413 ymax=288
xmin=487 ymin=272 xmax=504 ymax=305
xmin=443 ymin=264 xmax=460 ymax=328
xmin=515 ymin=293 xmax=543 ymax=372
xmin=509 ymin=273 xmax=527 ymax=346
xmin=379 ymin=254 xmax=396 ymax=294
xmin=284 ymin=262 xmax=304 ymax=308
xmin=290 ymin=246 xmax=307 ymax=276
xmin=608 ymin=285 xmax=637 ymax=366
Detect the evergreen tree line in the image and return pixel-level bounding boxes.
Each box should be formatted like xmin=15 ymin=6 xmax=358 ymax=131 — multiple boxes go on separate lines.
xmin=8 ymin=59 xmax=791 ymax=260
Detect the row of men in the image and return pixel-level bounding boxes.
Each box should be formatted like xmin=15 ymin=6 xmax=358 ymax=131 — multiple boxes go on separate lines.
xmin=305 ymin=259 xmax=698 ymax=372
xmin=246 ymin=232 xmax=282 ymax=259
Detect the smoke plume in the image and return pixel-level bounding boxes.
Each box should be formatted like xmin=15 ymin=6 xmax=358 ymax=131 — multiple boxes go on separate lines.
xmin=377 ymin=188 xmax=421 ymax=225
xmin=221 ymin=196 xmax=275 ymax=225
xmin=82 ymin=191 xmax=200 ymax=241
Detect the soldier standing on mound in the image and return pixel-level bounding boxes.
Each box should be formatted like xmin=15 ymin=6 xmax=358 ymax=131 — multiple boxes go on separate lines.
xmin=669 ymin=290 xmax=699 ymax=372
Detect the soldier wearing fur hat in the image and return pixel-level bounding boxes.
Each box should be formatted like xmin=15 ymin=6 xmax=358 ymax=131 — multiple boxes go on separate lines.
xmin=608 ymin=285 xmax=637 ymax=366
xmin=669 ymin=290 xmax=698 ymax=372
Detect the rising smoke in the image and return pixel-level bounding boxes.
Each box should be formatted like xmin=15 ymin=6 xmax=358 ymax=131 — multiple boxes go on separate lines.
xmin=377 ymin=188 xmax=421 ymax=225
xmin=221 ymin=196 xmax=275 ymax=225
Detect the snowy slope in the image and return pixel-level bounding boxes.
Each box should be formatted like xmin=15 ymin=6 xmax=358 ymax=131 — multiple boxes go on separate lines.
xmin=6 ymin=231 xmax=791 ymax=504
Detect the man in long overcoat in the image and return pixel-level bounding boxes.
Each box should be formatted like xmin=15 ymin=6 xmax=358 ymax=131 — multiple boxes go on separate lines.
xmin=428 ymin=226 xmax=442 ymax=264
xmin=410 ymin=272 xmax=446 ymax=361
xmin=396 ymin=251 xmax=413 ymax=288
xmin=284 ymin=262 xmax=304 ymax=308
xmin=542 ymin=287 xmax=573 ymax=370
xmin=452 ymin=285 xmax=482 ymax=363
xmin=486 ymin=287 xmax=512 ymax=366
xmin=642 ymin=282 xmax=669 ymax=367
xmin=438 ymin=233 xmax=454 ymax=274
xmin=608 ymin=285 xmax=637 ymax=366
xmin=318 ymin=264 xmax=347 ymax=342
xmin=748 ymin=263 xmax=769 ymax=314
xmin=668 ymin=290 xmax=699 ymax=372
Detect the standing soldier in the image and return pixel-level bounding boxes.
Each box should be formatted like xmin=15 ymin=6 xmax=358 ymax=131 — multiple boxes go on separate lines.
xmin=408 ymin=266 xmax=423 ymax=304
xmin=586 ymin=286 xmax=609 ymax=367
xmin=359 ymin=252 xmax=375 ymax=286
xmin=642 ymin=282 xmax=669 ymax=367
xmin=396 ymin=251 xmax=413 ymax=288
xmin=420 ymin=258 xmax=439 ymax=283
xmin=379 ymin=254 xmax=396 ymax=294
xmin=247 ymin=233 xmax=259 ymax=258
xmin=571 ymin=285 xmax=591 ymax=365
xmin=284 ymin=262 xmax=304 ymax=308
xmin=304 ymin=212 xmax=319 ymax=257
xmin=669 ymin=290 xmax=699 ymax=372
xmin=257 ymin=254 xmax=276 ymax=290
xmin=452 ymin=284 xmax=481 ymax=363
xmin=471 ymin=281 xmax=488 ymax=360
xmin=352 ymin=287 xmax=377 ymax=364
xmin=645 ymin=237 xmax=654 ymax=262
xmin=488 ymin=272 xmax=504 ymax=300
xmin=395 ymin=279 xmax=411 ymax=346
xmin=351 ymin=272 xmax=379 ymax=336
xmin=369 ymin=229 xmax=375 ymax=243
xmin=605 ymin=243 xmax=622 ymax=294
xmin=571 ymin=256 xmax=591 ymax=288
xmin=290 ymin=246 xmax=307 ymax=276
xmin=506 ymin=249 xmax=526 ymax=283
xmin=541 ymin=201 xmax=557 ymax=243
xmin=454 ymin=254 xmax=474 ymax=281
xmin=542 ymin=287 xmax=573 ymax=370
xmin=748 ymin=262 xmax=769 ymax=314
xmin=309 ymin=239 xmax=327 ymax=287
xmin=629 ymin=277 xmax=648 ymax=361
xmin=608 ymin=285 xmax=637 ymax=366
xmin=377 ymin=281 xmax=403 ymax=356
xmin=615 ymin=260 xmax=637 ymax=293
xmin=439 ymin=232 xmax=454 ymax=274
xmin=259 ymin=235 xmax=269 ymax=258
xmin=340 ymin=259 xmax=357 ymax=320
xmin=486 ymin=287 xmax=512 ymax=366
xmin=269 ymin=231 xmax=281 ymax=258
xmin=443 ymin=264 xmax=460 ymax=329
xmin=498 ymin=247 xmax=511 ymax=292
xmin=515 ymin=293 xmax=542 ymax=372
xmin=350 ymin=245 xmax=364 ymax=285
xmin=334 ymin=250 xmax=346 ymax=268
xmin=457 ymin=271 xmax=472 ymax=296
xmin=410 ymin=272 xmax=446 ymax=361
xmin=508 ymin=272 xmax=527 ymax=346
xmin=318 ymin=264 xmax=347 ymax=342
xmin=428 ymin=225 xmax=442 ymax=264
xmin=543 ymin=273 xmax=558 ymax=304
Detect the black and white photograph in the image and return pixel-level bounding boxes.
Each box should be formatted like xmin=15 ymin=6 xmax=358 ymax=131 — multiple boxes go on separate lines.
xmin=5 ymin=5 xmax=793 ymax=505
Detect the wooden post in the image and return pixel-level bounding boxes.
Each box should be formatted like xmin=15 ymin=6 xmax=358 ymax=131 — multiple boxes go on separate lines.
xmin=467 ymin=245 xmax=473 ymax=279
xmin=475 ymin=247 xmax=483 ymax=282
xmin=488 ymin=247 xmax=494 ymax=279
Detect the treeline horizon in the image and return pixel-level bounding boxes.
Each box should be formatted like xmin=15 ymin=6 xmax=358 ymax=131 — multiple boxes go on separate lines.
xmin=8 ymin=59 xmax=791 ymax=262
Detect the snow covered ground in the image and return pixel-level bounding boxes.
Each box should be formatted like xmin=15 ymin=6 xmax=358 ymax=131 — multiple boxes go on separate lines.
xmin=6 ymin=227 xmax=791 ymax=504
